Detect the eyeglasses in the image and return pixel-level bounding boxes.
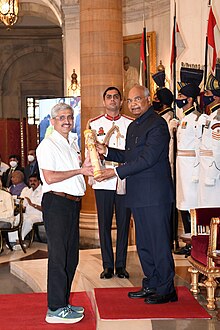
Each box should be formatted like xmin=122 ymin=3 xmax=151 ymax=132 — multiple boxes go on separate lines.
xmin=127 ymin=96 xmax=145 ymax=105
xmin=54 ymin=115 xmax=74 ymax=121
xmin=105 ymin=94 xmax=120 ymax=100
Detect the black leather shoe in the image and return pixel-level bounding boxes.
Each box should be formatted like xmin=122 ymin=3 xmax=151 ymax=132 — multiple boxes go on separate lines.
xmin=115 ymin=267 xmax=129 ymax=279
xmin=145 ymin=290 xmax=178 ymax=304
xmin=100 ymin=268 xmax=114 ymax=279
xmin=174 ymin=245 xmax=191 ymax=256
xmin=128 ymin=287 xmax=156 ymax=299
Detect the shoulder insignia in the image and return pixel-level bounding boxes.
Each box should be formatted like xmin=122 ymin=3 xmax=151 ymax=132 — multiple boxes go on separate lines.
xmin=89 ymin=114 xmax=105 ymax=123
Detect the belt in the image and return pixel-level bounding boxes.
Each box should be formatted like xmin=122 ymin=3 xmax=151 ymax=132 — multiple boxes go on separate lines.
xmin=199 ymin=149 xmax=213 ymax=157
xmin=177 ymin=150 xmax=196 ymax=157
xmin=49 ymin=191 xmax=81 ymax=202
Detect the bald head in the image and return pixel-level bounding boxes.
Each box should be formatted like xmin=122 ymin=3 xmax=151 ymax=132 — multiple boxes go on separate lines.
xmin=127 ymin=85 xmax=151 ymax=117
xmin=11 ymin=170 xmax=24 ymax=185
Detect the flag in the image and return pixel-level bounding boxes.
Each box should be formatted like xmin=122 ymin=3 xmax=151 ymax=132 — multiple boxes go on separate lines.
xmin=207 ymin=7 xmax=220 ymax=72
xmin=139 ymin=27 xmax=149 ymax=86
xmin=170 ymin=22 xmax=186 ymax=74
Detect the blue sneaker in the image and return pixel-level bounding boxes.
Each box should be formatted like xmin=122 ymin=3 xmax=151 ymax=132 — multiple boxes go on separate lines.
xmin=68 ymin=304 xmax=84 ymax=314
xmin=45 ymin=306 xmax=84 ymax=324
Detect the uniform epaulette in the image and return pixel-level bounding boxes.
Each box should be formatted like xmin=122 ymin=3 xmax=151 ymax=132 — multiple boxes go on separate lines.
xmin=89 ymin=114 xmax=105 ymax=123
xmin=121 ymin=114 xmax=134 ymax=121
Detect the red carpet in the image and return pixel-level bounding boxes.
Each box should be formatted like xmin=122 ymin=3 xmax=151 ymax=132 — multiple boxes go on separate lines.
xmin=94 ymin=286 xmax=211 ymax=320
xmin=0 ymin=292 xmax=95 ymax=329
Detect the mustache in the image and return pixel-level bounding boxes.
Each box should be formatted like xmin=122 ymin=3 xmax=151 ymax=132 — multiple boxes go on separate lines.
xmin=61 ymin=123 xmax=71 ymax=127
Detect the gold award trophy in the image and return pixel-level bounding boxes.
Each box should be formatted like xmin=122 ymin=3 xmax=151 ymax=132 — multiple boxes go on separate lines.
xmin=84 ymin=129 xmax=102 ymax=179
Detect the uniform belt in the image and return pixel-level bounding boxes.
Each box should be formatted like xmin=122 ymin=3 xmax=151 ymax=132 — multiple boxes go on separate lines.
xmin=49 ymin=191 xmax=81 ymax=202
xmin=199 ymin=149 xmax=213 ymax=157
xmin=105 ymin=161 xmax=120 ymax=167
xmin=177 ymin=150 xmax=196 ymax=157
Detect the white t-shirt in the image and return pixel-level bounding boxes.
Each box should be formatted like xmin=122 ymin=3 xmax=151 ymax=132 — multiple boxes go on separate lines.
xmin=36 ymin=130 xmax=86 ymax=196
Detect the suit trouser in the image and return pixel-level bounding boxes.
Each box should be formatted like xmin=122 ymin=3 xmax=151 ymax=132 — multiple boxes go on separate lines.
xmin=180 ymin=210 xmax=191 ymax=234
xmin=131 ymin=203 xmax=175 ymax=295
xmin=95 ymin=189 xmax=130 ymax=269
xmin=42 ymin=192 xmax=80 ymax=310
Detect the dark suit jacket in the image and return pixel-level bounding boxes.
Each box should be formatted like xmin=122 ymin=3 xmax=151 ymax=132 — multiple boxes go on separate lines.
xmin=106 ymin=106 xmax=174 ymax=208
xmin=1 ymin=165 xmax=24 ymax=188
xmin=24 ymin=161 xmax=40 ymax=185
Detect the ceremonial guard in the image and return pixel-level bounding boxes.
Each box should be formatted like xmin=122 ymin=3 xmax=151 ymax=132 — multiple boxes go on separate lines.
xmin=152 ymin=70 xmax=174 ymax=174
xmin=197 ymin=64 xmax=220 ymax=207
xmin=152 ymin=70 xmax=174 ymax=124
xmin=88 ymin=86 xmax=133 ymax=279
xmin=152 ymin=69 xmax=177 ymax=248
xmin=171 ymin=67 xmax=203 ymax=255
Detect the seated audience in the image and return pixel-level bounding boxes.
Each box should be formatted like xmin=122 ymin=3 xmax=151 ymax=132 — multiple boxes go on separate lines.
xmin=2 ymin=154 xmax=24 ymax=188
xmin=9 ymin=171 xmax=27 ymax=197
xmin=0 ymin=179 xmax=14 ymax=227
xmin=9 ymin=174 xmax=43 ymax=250
xmin=24 ymin=149 xmax=40 ymax=186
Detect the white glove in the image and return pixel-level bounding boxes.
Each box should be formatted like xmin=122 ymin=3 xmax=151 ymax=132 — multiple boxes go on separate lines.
xmin=197 ymin=114 xmax=209 ymax=126
xmin=169 ymin=118 xmax=179 ymax=130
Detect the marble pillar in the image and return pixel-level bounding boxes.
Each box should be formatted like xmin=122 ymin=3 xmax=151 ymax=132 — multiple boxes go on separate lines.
xmin=79 ymin=0 xmax=123 ymax=247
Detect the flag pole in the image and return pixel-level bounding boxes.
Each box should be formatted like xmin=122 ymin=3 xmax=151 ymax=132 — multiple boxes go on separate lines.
xmin=142 ymin=3 xmax=148 ymax=88
xmin=144 ymin=25 xmax=147 ymax=88
xmin=172 ymin=0 xmax=179 ymax=251
xmin=173 ymin=0 xmax=177 ymax=117
xmin=204 ymin=0 xmax=212 ymax=90
xmin=142 ymin=16 xmax=148 ymax=89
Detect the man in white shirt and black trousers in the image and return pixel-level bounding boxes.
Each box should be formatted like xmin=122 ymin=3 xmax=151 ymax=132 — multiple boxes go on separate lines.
xmin=37 ymin=103 xmax=93 ymax=325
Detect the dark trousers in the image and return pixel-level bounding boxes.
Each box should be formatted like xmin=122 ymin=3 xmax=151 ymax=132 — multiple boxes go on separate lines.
xmin=180 ymin=210 xmax=191 ymax=234
xmin=95 ymin=189 xmax=131 ymax=269
xmin=131 ymin=203 xmax=175 ymax=295
xmin=42 ymin=192 xmax=80 ymax=310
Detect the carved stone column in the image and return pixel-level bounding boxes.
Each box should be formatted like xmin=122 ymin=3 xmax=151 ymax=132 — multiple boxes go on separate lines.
xmin=80 ymin=0 xmax=123 ymax=247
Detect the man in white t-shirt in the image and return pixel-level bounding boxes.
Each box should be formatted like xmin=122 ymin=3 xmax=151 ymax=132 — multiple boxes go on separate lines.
xmin=37 ymin=102 xmax=93 ymax=324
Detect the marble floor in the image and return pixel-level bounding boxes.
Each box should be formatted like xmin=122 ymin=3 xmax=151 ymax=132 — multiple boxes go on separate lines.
xmin=0 ymin=241 xmax=219 ymax=329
